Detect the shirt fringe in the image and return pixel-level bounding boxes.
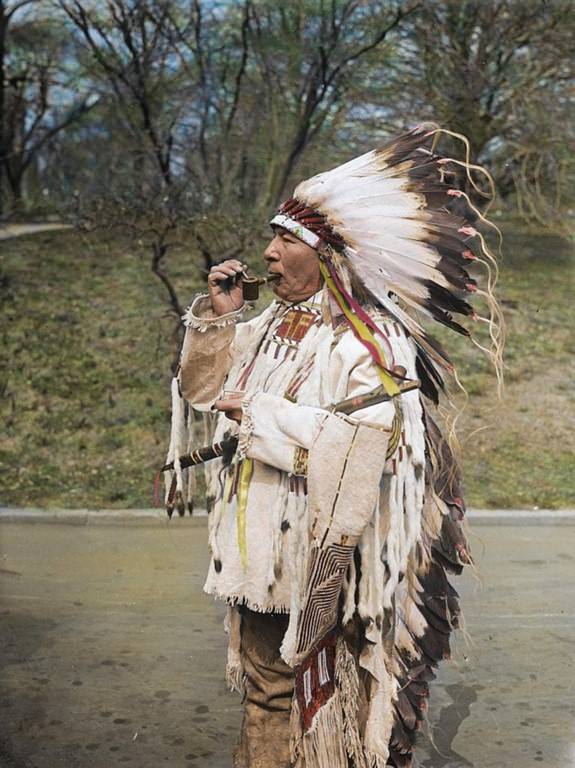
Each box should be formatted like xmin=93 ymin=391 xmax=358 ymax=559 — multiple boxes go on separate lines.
xmin=204 ymin=586 xmax=290 ymax=615
xmin=182 ymin=293 xmax=247 ymax=331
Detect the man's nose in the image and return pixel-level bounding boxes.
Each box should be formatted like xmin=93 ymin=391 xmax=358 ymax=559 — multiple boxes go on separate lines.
xmin=263 ymin=239 xmax=280 ymax=262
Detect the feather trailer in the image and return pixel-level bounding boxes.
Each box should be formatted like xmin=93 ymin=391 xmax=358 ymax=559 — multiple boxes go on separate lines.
xmin=385 ymin=399 xmax=472 ymax=767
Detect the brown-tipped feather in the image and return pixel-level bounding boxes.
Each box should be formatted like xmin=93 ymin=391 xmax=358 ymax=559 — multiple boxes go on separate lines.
xmin=387 ymin=400 xmax=471 ymax=767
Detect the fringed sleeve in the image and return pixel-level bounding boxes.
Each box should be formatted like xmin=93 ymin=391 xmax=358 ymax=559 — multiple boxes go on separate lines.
xmin=236 ymin=392 xmax=329 ymax=470
xmin=163 ymin=294 xmax=247 ymax=515
xmin=179 ymin=294 xmax=247 ymax=411
xmin=235 ymin=329 xmax=397 ymax=474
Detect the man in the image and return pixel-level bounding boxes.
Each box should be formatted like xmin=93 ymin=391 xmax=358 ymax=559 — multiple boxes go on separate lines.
xmin=165 ymin=123 xmax=502 ymax=768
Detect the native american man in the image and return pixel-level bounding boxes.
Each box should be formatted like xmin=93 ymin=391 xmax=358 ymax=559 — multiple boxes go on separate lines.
xmin=164 ymin=124 xmax=502 ymax=768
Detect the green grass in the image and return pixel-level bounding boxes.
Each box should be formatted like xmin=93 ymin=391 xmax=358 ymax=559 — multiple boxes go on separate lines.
xmin=449 ymin=227 xmax=575 ymax=508
xmin=0 ymin=225 xmax=574 ymax=509
xmin=1 ymin=229 xmax=195 ymax=508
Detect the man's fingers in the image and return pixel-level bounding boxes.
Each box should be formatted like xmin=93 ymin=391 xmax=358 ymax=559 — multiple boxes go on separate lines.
xmin=209 ymin=265 xmax=239 ymax=279
xmin=228 ymin=259 xmax=246 ymax=270
xmin=208 ymin=272 xmax=239 ymax=287
xmin=208 ymin=263 xmax=245 ymax=286
xmin=209 ymin=260 xmax=245 ymax=276
xmin=214 ymin=398 xmax=243 ymax=411
xmin=214 ymin=398 xmax=243 ymax=424
xmin=221 ymin=259 xmax=246 ymax=271
xmin=208 ymin=271 xmax=232 ymax=285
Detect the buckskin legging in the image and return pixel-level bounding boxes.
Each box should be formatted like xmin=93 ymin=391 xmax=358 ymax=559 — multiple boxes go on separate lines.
xmin=233 ymin=608 xmax=293 ymax=768
xmin=233 ymin=608 xmax=368 ymax=768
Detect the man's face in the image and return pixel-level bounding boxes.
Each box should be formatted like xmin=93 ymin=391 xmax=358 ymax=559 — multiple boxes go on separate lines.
xmin=263 ymin=227 xmax=322 ymax=302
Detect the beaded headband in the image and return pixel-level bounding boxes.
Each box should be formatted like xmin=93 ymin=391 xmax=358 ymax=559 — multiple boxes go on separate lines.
xmin=270 ymin=197 xmax=346 ymax=252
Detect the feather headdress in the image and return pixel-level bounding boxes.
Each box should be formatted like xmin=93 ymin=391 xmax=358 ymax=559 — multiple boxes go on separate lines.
xmin=270 ymin=122 xmax=503 ymax=402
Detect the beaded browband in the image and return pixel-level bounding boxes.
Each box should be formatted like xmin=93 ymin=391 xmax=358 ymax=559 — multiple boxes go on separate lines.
xmin=270 ymin=197 xmax=346 ymax=252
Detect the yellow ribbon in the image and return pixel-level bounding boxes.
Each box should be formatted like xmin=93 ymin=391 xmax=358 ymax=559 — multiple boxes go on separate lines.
xmin=236 ymin=458 xmax=254 ymax=572
xmin=319 ymin=260 xmax=401 ymax=398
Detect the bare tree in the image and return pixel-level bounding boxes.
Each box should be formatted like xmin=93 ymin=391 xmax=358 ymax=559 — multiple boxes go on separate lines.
xmin=60 ymin=0 xmax=180 ymax=189
xmin=60 ymin=1 xmax=422 ymax=314
xmin=248 ymin=0 xmax=421 ymax=208
xmin=378 ymin=0 xmax=575 ymax=224
xmin=165 ymin=0 xmax=421 ymax=213
xmin=136 ymin=0 xmax=421 ymax=282
xmin=0 ymin=0 xmax=96 ymax=213
xmin=60 ymin=0 xmax=194 ymax=319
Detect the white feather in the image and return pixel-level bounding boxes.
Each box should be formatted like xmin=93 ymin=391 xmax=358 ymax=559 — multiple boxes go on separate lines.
xmin=290 ymin=128 xmax=473 ymax=365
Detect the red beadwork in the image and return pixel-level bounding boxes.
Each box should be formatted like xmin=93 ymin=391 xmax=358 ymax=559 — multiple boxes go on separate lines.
xmin=276 ymin=197 xmax=346 ymax=251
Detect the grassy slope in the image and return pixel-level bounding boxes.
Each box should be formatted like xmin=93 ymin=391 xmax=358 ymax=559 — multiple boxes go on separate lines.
xmin=0 ymin=225 xmax=573 ymax=509
xmin=1 ymin=230 xmax=187 ymax=508
xmin=455 ymin=227 xmax=575 ymax=508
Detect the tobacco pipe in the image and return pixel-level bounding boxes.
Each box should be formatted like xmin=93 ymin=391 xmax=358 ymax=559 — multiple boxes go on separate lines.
xmin=241 ymin=271 xmax=281 ymax=300
xmin=221 ymin=270 xmax=281 ymax=301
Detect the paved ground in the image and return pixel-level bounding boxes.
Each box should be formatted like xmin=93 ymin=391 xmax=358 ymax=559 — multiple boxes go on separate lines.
xmin=0 ymin=518 xmax=574 ymax=768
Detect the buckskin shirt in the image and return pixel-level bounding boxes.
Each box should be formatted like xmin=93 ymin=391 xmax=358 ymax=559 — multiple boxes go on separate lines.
xmin=167 ymin=286 xmax=427 ymax=764
xmin=177 ymin=289 xmax=423 ymax=618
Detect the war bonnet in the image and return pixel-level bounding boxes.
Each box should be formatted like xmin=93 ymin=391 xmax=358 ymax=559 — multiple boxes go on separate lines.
xmin=270 ymin=122 xmax=503 ymax=403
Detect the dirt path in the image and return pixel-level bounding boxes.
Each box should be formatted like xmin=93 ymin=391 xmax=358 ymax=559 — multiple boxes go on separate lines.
xmin=0 ymin=222 xmax=73 ymax=240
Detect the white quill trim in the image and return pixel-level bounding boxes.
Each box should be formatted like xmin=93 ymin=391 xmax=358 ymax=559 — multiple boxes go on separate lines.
xmin=236 ymin=393 xmax=255 ymax=460
xmin=164 ymin=376 xmax=188 ymax=505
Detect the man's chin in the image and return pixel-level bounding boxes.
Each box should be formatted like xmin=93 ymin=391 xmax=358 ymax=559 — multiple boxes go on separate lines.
xmin=271 ymin=281 xmax=286 ymax=297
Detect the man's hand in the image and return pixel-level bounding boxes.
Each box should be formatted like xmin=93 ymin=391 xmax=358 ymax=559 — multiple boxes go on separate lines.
xmin=214 ymin=397 xmax=243 ymax=423
xmin=208 ymin=259 xmax=246 ymax=316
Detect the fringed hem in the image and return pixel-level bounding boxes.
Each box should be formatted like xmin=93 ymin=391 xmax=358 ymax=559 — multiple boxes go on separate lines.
xmin=224 ymin=605 xmax=244 ymax=694
xmin=289 ymin=638 xmax=374 ymax=768
xmin=335 ymin=638 xmax=369 ymax=768
xmin=204 ymin=586 xmax=290 ymax=615
xmin=182 ymin=294 xmax=247 ymax=331
xmin=298 ymin=694 xmax=348 ymax=768
xmin=365 ymin=753 xmax=389 ymax=768
xmin=290 ymin=694 xmax=304 ymax=765
xmin=225 ymin=662 xmax=245 ymax=694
